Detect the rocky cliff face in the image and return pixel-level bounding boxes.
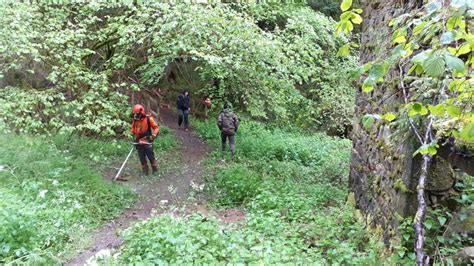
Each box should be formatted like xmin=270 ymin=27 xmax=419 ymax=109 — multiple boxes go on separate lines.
xmin=349 ymin=0 xmax=461 ymax=244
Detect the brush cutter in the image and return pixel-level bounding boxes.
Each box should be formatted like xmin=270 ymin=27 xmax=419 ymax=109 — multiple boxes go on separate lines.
xmin=113 ymin=141 xmax=152 ymax=181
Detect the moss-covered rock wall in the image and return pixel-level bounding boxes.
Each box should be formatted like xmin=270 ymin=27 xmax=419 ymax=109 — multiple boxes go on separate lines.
xmin=349 ymin=0 xmax=461 ymax=244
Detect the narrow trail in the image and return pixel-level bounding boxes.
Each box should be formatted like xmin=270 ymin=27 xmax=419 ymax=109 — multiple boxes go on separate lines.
xmin=66 ymin=109 xmax=209 ymax=266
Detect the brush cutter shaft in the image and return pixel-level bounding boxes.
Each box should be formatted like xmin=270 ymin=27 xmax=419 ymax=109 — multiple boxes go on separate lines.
xmin=131 ymin=142 xmax=152 ymax=146
xmin=113 ymin=147 xmax=135 ymax=181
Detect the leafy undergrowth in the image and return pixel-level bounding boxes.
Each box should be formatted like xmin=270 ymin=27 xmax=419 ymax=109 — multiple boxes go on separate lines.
xmin=0 ymin=127 xmax=176 ymax=264
xmin=114 ymin=119 xmax=384 ymax=264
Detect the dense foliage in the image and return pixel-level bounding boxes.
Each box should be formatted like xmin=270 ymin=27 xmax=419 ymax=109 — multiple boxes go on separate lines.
xmin=0 ymin=127 xmax=176 ymax=263
xmin=337 ymin=0 xmax=474 ymax=263
xmin=0 ymin=2 xmax=356 ymax=136
xmin=0 ymin=135 xmax=134 ymax=263
xmin=113 ymin=120 xmax=384 ymax=264
xmin=352 ymin=0 xmax=474 ymax=147
xmin=0 ymin=3 xmax=130 ymax=136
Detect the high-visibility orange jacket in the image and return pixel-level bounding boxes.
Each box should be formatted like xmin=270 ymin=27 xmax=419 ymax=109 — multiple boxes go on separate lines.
xmin=131 ymin=115 xmax=159 ymax=141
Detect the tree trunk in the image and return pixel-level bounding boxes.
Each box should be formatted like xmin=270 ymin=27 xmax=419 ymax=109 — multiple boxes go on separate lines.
xmin=415 ymin=153 xmax=431 ymax=265
xmin=349 ymin=0 xmax=427 ymax=244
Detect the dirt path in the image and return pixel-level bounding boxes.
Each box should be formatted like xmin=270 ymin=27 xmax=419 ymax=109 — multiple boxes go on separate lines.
xmin=66 ymin=109 xmax=209 ymax=266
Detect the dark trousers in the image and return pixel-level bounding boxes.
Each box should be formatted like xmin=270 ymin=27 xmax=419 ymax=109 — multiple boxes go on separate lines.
xmin=178 ymin=109 xmax=189 ymax=128
xmin=221 ymin=132 xmax=235 ymax=157
xmin=136 ymin=144 xmax=155 ymax=165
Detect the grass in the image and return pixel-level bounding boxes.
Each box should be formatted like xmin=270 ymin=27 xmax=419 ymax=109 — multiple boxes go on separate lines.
xmin=114 ymin=118 xmax=385 ymax=264
xmin=0 ymin=125 xmax=177 ymax=264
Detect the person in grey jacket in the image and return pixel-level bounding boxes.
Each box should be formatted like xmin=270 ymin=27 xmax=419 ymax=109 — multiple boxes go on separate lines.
xmin=217 ymin=102 xmax=239 ymax=160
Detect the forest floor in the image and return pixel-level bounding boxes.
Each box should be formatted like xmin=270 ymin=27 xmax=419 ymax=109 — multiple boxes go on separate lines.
xmin=66 ymin=109 xmax=213 ymax=265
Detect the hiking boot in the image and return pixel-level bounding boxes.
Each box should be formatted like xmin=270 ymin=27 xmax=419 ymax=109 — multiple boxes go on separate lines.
xmin=141 ymin=163 xmax=149 ymax=176
xmin=151 ymin=159 xmax=158 ymax=174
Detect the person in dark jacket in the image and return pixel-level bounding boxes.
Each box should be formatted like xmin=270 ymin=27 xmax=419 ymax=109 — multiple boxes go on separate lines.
xmin=177 ymin=90 xmax=190 ymax=131
xmin=217 ymin=102 xmax=239 ymax=160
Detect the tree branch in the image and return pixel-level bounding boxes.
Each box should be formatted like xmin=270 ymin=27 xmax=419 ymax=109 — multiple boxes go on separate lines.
xmin=399 ymin=63 xmax=423 ymax=144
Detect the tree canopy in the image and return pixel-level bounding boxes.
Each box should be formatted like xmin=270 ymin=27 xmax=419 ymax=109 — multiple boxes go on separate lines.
xmin=0 ymin=2 xmax=356 ymax=136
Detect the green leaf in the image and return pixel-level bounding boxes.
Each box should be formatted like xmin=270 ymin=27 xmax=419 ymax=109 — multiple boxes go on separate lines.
xmin=362 ymin=115 xmax=375 ymax=129
xmin=423 ymin=55 xmax=445 ymax=77
xmin=428 ymin=104 xmax=445 ymax=116
xmin=412 ymin=102 xmax=423 ymax=112
xmin=393 ymin=35 xmax=407 ymax=44
xmin=412 ymin=103 xmax=428 ymax=115
xmin=337 ymin=44 xmax=351 ymax=57
xmin=460 ymin=123 xmax=474 ymax=141
xmin=340 ymin=11 xmax=352 ymax=20
xmin=413 ymin=140 xmax=439 ymax=156
xmin=437 ymin=236 xmax=446 ymax=243
xmin=456 ymin=43 xmax=471 ymax=56
xmin=398 ymin=249 xmax=406 ymax=258
xmin=351 ymin=13 xmax=363 ymax=24
xmin=424 ymin=219 xmax=434 ymax=230
xmin=440 ymin=32 xmax=455 ymax=44
xmin=392 ymin=44 xmax=407 ymax=58
xmin=411 ymin=50 xmax=431 ymax=63
xmin=382 ymin=112 xmax=397 ymax=122
xmin=415 ymin=64 xmax=424 ymax=75
xmin=446 ymin=105 xmax=461 ymax=117
xmin=346 ymin=21 xmax=354 ymax=32
xmin=369 ymin=64 xmax=384 ymax=80
xmin=340 ymin=0 xmax=353 ymax=12
xmin=413 ymin=21 xmax=427 ymax=36
xmin=444 ymin=54 xmax=465 ymax=74
xmin=403 ymin=233 xmax=411 ymax=241
xmin=362 ymin=78 xmax=375 ymax=93
xmin=407 ymin=64 xmax=419 ymax=75
xmin=438 ymin=216 xmax=447 ymax=226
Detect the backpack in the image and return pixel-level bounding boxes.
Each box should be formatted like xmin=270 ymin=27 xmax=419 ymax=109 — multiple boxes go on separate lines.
xmin=220 ymin=111 xmax=236 ymax=135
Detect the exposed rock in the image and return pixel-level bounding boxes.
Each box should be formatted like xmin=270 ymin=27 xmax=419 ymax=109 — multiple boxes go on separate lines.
xmin=426 ymin=158 xmax=455 ymax=191
xmin=455 ymin=247 xmax=474 ymax=264
xmin=348 ymin=0 xmax=462 ymax=245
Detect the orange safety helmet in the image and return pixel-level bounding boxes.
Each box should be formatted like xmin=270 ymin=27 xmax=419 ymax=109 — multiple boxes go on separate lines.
xmin=132 ymin=104 xmax=146 ymax=120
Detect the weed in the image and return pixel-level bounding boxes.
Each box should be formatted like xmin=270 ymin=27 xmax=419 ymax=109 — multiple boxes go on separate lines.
xmin=115 ymin=118 xmax=384 ymax=264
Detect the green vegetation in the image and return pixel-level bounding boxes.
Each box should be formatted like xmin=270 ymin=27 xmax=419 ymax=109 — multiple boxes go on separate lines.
xmin=0 ymin=2 xmax=356 ymax=136
xmin=338 ymin=0 xmax=473 ymax=263
xmin=114 ymin=120 xmax=383 ymax=264
xmin=0 ymin=126 xmax=176 ymax=264
xmin=1 ymin=0 xmax=471 ymax=264
xmin=392 ymin=174 xmax=474 ymax=264
xmin=0 ymin=135 xmax=134 ymax=263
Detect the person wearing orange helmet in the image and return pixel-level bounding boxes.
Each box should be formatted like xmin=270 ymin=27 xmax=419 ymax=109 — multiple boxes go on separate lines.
xmin=131 ymin=104 xmax=160 ymax=175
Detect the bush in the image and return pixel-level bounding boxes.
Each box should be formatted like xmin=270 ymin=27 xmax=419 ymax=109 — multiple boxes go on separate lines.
xmin=212 ymin=164 xmax=263 ymax=206
xmin=114 ymin=117 xmax=384 ymax=264
xmin=0 ymin=134 xmax=136 ymax=263
xmin=195 ymin=119 xmax=351 ymax=184
xmin=118 ymin=208 xmax=383 ymax=264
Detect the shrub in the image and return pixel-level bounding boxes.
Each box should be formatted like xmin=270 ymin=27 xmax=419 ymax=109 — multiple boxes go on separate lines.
xmin=0 ymin=134 xmax=136 ymax=263
xmin=212 ymin=164 xmax=263 ymax=206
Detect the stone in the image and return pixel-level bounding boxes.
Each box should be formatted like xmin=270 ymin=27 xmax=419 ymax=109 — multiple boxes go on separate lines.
xmin=455 ymin=247 xmax=474 ymax=263
xmin=426 ymin=158 xmax=456 ymax=191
